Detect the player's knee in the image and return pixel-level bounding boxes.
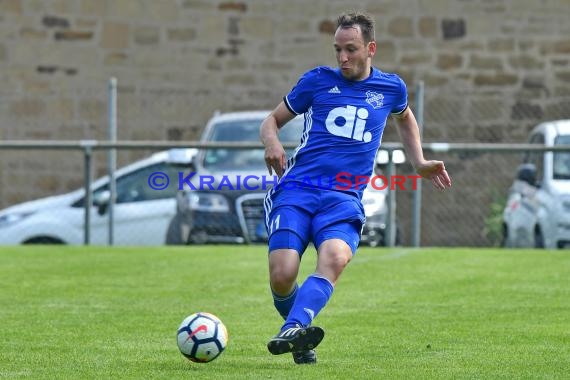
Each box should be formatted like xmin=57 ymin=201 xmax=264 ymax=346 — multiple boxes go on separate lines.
xmin=268 ymin=249 xmax=301 ymax=295
xmin=270 ymin=269 xmax=297 ymax=295
xmin=328 ymin=250 xmax=351 ymax=271
xmin=316 ymin=241 xmax=353 ymax=281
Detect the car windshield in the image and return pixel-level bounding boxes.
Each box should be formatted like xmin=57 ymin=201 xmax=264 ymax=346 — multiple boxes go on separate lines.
xmin=203 ymin=117 xmax=304 ymax=172
xmin=553 ymin=135 xmax=570 ymax=180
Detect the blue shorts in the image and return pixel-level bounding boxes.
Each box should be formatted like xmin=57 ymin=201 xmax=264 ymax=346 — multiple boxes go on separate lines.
xmin=264 ymin=186 xmax=365 ymax=255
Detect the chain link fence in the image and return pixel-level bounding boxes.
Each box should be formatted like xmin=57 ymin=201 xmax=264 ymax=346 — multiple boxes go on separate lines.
xmin=392 ymin=150 xmax=520 ymax=247
xmin=1 ymin=83 xmax=569 ymax=247
xmin=381 ymin=83 xmax=570 ymax=247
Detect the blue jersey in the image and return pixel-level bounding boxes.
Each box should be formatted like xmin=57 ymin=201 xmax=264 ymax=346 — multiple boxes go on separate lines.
xmin=280 ymin=66 xmax=408 ymax=199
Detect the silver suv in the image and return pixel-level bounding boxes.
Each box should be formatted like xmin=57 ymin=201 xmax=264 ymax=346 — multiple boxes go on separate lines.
xmin=502 ymin=120 xmax=570 ymax=248
xmin=166 ymin=111 xmax=303 ymax=244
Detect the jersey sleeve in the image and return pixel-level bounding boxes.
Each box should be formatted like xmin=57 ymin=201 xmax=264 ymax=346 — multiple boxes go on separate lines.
xmin=283 ymin=68 xmax=320 ymax=115
xmin=390 ymin=76 xmax=409 ymax=115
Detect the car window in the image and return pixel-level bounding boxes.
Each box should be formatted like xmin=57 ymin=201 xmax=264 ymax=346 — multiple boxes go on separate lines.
xmin=525 ymin=133 xmax=544 ymax=184
xmin=115 ymin=162 xmax=187 ymax=203
xmin=203 ymin=117 xmax=304 ymax=172
xmin=553 ymin=135 xmax=570 ymax=180
xmin=73 ymin=162 xmax=189 ymax=207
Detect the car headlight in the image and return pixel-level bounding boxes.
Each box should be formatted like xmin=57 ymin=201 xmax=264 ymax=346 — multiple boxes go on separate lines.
xmin=186 ymin=192 xmax=230 ymax=212
xmin=0 ymin=211 xmax=35 ymax=228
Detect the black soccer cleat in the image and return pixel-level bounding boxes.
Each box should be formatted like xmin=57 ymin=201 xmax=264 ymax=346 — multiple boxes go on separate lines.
xmin=292 ymin=349 xmax=317 ymax=364
xmin=267 ymin=326 xmax=325 ymax=355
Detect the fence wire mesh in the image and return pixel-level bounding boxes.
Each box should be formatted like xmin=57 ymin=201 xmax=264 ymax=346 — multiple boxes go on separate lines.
xmin=1 ymin=84 xmax=570 ymax=247
xmin=393 ymin=151 xmax=521 ymax=247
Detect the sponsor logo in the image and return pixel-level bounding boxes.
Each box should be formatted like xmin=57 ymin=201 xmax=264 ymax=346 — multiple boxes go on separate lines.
xmin=328 ymin=86 xmax=341 ymax=94
xmin=185 ymin=324 xmax=208 ymax=342
xmin=325 ymin=105 xmax=371 ymax=142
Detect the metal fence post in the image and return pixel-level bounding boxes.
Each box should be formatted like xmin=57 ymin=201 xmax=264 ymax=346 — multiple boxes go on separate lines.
xmin=108 ymin=77 xmax=117 ymax=246
xmin=412 ymin=81 xmax=425 ymax=247
xmin=82 ymin=141 xmax=95 ymax=245
xmin=385 ymin=151 xmax=396 ymax=247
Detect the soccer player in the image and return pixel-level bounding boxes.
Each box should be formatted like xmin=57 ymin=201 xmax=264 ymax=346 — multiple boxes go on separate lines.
xmin=260 ymin=12 xmax=452 ymax=364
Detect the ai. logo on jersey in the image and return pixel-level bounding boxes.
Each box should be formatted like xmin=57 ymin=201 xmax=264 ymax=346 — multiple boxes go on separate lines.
xmin=325 ymin=105 xmax=371 ymax=142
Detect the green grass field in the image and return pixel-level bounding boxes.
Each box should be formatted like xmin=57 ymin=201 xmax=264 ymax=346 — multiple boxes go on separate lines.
xmin=1 ymin=246 xmax=569 ymax=379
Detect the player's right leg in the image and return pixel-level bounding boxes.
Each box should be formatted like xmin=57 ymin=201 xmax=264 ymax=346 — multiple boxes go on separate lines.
xmin=265 ymin=200 xmax=322 ymax=361
xmin=267 ymin=228 xmax=321 ymax=358
xmin=266 ymin=204 xmax=311 ymax=319
xmin=269 ymin=248 xmax=301 ymax=318
xmin=267 ymin=244 xmax=325 ymax=360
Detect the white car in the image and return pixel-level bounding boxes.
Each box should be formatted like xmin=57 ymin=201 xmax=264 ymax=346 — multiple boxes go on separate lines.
xmin=502 ymin=120 xmax=570 ymax=248
xmin=0 ymin=149 xmax=196 ymax=245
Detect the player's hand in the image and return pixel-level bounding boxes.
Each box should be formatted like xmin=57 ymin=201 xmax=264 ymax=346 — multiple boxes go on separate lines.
xmin=264 ymin=143 xmax=287 ymax=178
xmin=416 ymin=160 xmax=452 ymax=190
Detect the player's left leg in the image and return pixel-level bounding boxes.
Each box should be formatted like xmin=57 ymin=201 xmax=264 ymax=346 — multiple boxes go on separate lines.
xmin=281 ymin=236 xmax=355 ymax=329
xmin=267 ymin=324 xmax=325 ymax=356
xmin=291 ymin=240 xmax=352 ymax=366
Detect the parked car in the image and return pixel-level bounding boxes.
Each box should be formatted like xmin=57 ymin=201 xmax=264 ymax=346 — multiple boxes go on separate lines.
xmin=0 ymin=149 xmax=196 ymax=245
xmin=166 ymin=110 xmax=402 ymax=246
xmin=502 ymin=119 xmax=570 ymax=248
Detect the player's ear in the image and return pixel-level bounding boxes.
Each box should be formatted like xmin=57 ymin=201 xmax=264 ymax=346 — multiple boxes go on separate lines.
xmin=367 ymin=40 xmax=377 ymax=57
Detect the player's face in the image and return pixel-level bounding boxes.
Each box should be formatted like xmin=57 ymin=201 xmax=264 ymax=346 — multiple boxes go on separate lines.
xmin=334 ymin=25 xmax=376 ymax=81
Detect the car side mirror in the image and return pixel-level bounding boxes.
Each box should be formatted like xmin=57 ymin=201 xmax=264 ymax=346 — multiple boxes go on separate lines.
xmin=93 ymin=190 xmax=111 ymax=215
xmin=516 ymin=163 xmax=537 ymax=186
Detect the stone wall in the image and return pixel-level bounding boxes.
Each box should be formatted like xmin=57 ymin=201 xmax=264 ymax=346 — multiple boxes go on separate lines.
xmin=1 ymin=0 xmax=569 ymax=245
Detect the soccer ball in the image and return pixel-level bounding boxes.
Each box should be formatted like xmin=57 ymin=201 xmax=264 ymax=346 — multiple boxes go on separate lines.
xmin=176 ymin=312 xmax=228 ymax=363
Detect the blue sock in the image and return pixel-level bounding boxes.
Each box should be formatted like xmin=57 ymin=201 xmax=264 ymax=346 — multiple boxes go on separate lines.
xmin=282 ymin=274 xmax=334 ymax=330
xmin=272 ymin=283 xmax=298 ymax=320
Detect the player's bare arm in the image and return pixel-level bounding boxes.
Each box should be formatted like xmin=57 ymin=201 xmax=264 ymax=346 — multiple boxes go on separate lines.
xmin=393 ymin=107 xmax=452 ymax=190
xmin=260 ymin=102 xmax=296 ymax=178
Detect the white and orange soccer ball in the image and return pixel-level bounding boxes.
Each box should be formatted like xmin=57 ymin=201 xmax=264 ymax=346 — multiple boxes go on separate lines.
xmin=176 ymin=312 xmax=228 ymax=363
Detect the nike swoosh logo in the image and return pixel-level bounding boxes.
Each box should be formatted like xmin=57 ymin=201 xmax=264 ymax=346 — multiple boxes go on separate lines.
xmin=185 ymin=324 xmax=208 ymax=342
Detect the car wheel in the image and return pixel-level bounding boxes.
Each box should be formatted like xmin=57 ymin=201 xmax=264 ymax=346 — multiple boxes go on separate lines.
xmin=501 ymin=224 xmax=509 ymax=247
xmin=367 ymin=229 xmax=383 ymax=247
xmin=375 ymin=224 xmax=401 ymax=247
xmin=165 ymin=214 xmax=187 ymax=245
xmin=188 ymin=230 xmax=208 ymax=245
xmin=23 ymin=236 xmax=65 ymax=244
xmin=534 ymin=228 xmax=545 ymax=248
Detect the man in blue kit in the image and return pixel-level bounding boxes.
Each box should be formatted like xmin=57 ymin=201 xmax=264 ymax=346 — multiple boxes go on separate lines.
xmin=260 ymin=12 xmax=452 ymax=364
